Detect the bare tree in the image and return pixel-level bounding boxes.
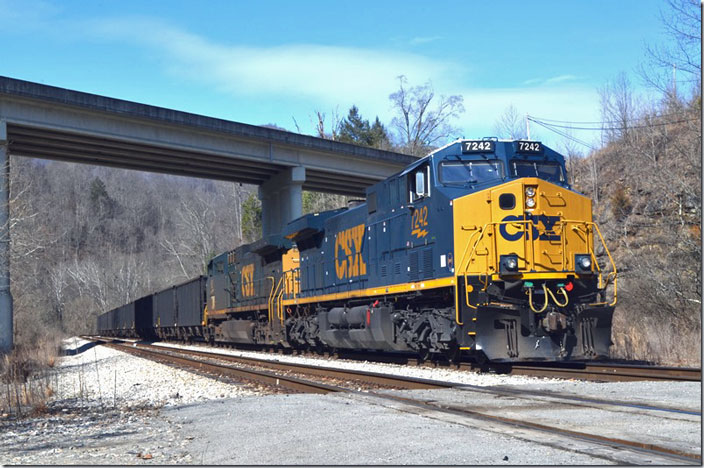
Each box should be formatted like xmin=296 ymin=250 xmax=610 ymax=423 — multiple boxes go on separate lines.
xmin=599 ymin=73 xmax=638 ymax=143
xmin=389 ymin=75 xmax=465 ymax=156
xmin=493 ymin=105 xmax=528 ymax=140
xmin=312 ymin=108 xmax=343 ymax=140
xmin=639 ymin=0 xmax=701 ymax=98
xmin=159 ymin=193 xmax=218 ymax=279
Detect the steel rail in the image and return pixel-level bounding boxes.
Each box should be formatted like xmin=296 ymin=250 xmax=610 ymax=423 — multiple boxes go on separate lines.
xmin=505 ymin=363 xmax=702 ymax=382
xmin=100 ymin=338 xmax=452 ymax=392
xmin=135 ymin=341 xmax=455 ymax=391
xmin=370 ymin=392 xmax=701 ymax=465
xmin=102 ymin=341 xmax=339 ymax=394
xmin=456 ymin=384 xmax=702 ymax=417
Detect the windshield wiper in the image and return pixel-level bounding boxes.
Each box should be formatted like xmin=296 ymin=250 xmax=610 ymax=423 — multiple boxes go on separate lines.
xmin=450 ymin=155 xmax=475 ymax=183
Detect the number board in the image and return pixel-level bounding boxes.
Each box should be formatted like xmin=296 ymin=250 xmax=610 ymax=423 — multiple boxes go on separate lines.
xmin=516 ymin=141 xmax=543 ymax=154
xmin=462 ymin=140 xmax=495 ymax=153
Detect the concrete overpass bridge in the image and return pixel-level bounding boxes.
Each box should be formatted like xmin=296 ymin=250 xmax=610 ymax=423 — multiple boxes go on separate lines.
xmin=0 ymin=76 xmax=416 ymax=352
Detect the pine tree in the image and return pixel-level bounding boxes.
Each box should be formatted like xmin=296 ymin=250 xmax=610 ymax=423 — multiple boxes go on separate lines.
xmin=338 ymin=106 xmax=391 ymax=148
xmin=369 ymin=117 xmax=391 ymax=149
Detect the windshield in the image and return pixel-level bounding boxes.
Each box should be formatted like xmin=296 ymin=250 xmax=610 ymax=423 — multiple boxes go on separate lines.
xmin=512 ymin=161 xmax=565 ymax=183
xmin=440 ymin=160 xmax=504 ymax=185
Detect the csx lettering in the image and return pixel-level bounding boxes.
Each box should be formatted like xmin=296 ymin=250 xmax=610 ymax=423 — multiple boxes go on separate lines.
xmin=411 ymin=206 xmax=429 ymax=238
xmin=499 ymin=214 xmax=561 ymax=241
xmin=335 ymin=224 xmax=367 ymax=280
xmin=241 ymin=263 xmax=255 ymax=297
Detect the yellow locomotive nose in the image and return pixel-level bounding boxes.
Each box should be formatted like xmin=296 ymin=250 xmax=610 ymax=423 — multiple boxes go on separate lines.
xmin=452 ymin=176 xmax=617 ymax=361
xmin=453 ymin=177 xmax=614 ymax=280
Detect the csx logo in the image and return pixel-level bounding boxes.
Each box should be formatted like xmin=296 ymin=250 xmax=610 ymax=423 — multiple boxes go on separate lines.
xmin=241 ymin=263 xmax=255 ymax=297
xmin=499 ymin=214 xmax=561 ymax=241
xmin=335 ymin=224 xmax=367 ymax=280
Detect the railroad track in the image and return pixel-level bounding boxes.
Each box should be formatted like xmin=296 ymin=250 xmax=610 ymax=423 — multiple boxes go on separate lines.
xmin=501 ymin=362 xmax=702 ymax=382
xmin=328 ymin=351 xmax=702 ymax=382
xmin=280 ymin=348 xmax=702 ymax=382
xmin=85 ymin=335 xmax=701 ymax=382
xmin=88 ymin=337 xmax=700 ymax=465
xmin=99 ymin=338 xmax=454 ymax=394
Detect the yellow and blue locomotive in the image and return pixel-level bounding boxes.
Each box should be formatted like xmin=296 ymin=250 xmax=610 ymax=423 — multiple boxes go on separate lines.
xmin=201 ymin=139 xmax=617 ymax=362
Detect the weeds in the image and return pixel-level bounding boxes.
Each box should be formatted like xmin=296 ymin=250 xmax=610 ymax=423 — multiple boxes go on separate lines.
xmin=0 ymin=332 xmax=62 ymax=419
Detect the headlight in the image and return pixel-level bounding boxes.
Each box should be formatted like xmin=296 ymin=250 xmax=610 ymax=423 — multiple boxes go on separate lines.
xmin=525 ymin=197 xmax=536 ymax=208
xmin=500 ymin=254 xmax=519 ymax=275
xmin=575 ymin=254 xmax=592 ymax=274
xmin=525 ymin=186 xmax=536 ymax=197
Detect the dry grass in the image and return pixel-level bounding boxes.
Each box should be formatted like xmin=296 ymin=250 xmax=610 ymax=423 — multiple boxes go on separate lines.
xmin=0 ymin=332 xmax=63 ymax=418
xmin=611 ymin=306 xmax=702 ymax=366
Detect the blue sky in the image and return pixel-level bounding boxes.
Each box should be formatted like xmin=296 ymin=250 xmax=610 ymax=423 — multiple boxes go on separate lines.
xmin=0 ymin=0 xmax=683 ymax=153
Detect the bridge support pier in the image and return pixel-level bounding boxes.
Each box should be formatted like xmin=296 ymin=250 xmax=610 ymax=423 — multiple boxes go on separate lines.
xmin=0 ymin=120 xmax=12 ymax=354
xmin=259 ymin=167 xmax=305 ymax=238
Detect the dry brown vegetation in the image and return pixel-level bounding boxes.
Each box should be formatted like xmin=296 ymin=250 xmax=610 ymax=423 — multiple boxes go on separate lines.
xmin=0 ymin=332 xmax=62 ymax=418
xmin=569 ymin=95 xmax=701 ymax=366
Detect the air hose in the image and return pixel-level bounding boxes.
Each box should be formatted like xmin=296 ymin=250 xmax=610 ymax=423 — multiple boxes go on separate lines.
xmin=528 ymin=283 xmax=569 ymax=312
xmin=527 ymin=284 xmax=549 ymax=313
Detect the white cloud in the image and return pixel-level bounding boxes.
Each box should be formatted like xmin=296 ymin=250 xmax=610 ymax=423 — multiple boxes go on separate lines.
xmin=409 ymin=36 xmax=443 ymax=46
xmin=545 ymin=74 xmax=580 ymax=84
xmin=87 ymin=18 xmax=461 ymax=105
xmin=523 ymin=75 xmax=581 ymax=86
xmin=85 ymin=17 xmax=602 ymax=149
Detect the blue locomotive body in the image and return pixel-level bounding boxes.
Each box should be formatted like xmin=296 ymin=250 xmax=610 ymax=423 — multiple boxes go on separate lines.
xmin=98 ymin=139 xmax=616 ymax=362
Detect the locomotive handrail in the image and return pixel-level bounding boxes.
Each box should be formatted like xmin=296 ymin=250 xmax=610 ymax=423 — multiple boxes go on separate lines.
xmin=266 ymin=276 xmax=276 ymax=322
xmin=276 ymin=275 xmax=286 ymax=323
xmin=264 ymin=275 xmax=288 ymax=325
xmin=458 ymin=219 xmax=617 ymax=308
xmin=282 ymin=267 xmax=300 ymax=300
xmin=584 ymin=222 xmax=618 ymax=307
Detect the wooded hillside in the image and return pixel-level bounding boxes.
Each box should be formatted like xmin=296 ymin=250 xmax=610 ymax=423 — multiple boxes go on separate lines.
xmin=9 ymin=160 xmax=258 ymax=343
xmin=569 ymin=94 xmax=701 ymax=365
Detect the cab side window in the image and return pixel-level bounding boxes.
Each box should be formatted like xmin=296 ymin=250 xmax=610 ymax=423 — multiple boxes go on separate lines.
xmin=409 ymin=164 xmax=430 ymax=203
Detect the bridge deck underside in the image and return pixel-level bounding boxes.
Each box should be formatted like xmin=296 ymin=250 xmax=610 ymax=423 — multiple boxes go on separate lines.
xmin=7 ymin=124 xmax=378 ymax=197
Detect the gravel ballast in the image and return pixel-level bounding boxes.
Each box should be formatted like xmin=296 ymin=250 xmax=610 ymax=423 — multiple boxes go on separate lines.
xmin=0 ymin=338 xmax=699 ymax=465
